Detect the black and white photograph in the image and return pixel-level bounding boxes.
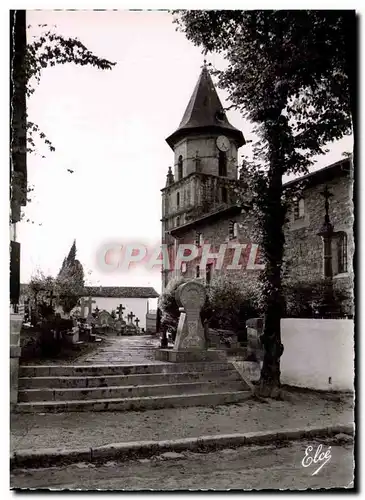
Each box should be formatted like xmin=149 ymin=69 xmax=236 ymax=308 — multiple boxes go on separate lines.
xmin=9 ymin=7 xmax=356 ymax=491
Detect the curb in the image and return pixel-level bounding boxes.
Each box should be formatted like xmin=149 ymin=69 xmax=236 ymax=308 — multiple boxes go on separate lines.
xmin=11 ymin=423 xmax=354 ymax=469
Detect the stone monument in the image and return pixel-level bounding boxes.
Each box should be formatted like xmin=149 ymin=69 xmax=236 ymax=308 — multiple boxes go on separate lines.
xmin=155 ymin=280 xmax=227 ymax=363
xmin=125 ymin=312 xmax=138 ymax=335
xmin=174 ymin=281 xmax=206 ymax=350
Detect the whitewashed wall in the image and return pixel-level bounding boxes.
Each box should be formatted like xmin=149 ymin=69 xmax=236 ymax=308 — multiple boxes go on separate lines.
xmin=85 ymin=297 xmax=150 ymax=329
xmin=280 ymin=319 xmax=354 ymax=391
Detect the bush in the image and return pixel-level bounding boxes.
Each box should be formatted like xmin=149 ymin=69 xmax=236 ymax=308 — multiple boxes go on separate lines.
xmin=158 ymin=277 xmax=191 ymax=338
xmin=284 ymin=278 xmax=351 ymax=318
xmin=206 ymin=275 xmax=261 ymax=332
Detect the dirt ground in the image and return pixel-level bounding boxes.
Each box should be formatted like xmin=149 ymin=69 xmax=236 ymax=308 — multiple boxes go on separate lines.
xmin=11 ymin=438 xmax=354 ymax=490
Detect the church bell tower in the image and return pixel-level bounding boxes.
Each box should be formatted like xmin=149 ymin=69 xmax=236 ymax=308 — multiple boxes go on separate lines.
xmin=161 ymin=65 xmax=245 ymax=290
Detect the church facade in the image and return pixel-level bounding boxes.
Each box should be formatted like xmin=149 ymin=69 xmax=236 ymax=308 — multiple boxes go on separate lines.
xmin=161 ymin=66 xmax=353 ymax=314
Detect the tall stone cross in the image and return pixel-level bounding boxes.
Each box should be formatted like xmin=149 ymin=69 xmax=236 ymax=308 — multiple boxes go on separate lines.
xmin=318 ymin=185 xmax=334 ymax=280
xmin=320 ymin=185 xmax=334 ymax=226
xmin=127 ymin=312 xmax=135 ymax=324
xmin=117 ymin=303 xmax=126 ymax=320
xmin=135 ymin=317 xmax=140 ymax=328
xmin=86 ymin=297 xmax=96 ymax=315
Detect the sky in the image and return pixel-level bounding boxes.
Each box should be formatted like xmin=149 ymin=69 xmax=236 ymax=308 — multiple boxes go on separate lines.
xmin=19 ymin=10 xmax=353 ymax=295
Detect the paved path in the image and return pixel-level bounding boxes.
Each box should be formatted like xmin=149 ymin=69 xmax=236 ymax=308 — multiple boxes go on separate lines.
xmin=10 ymin=439 xmax=354 ymax=490
xmin=11 ymin=390 xmax=353 ymax=453
xmin=74 ymin=335 xmax=164 ymax=365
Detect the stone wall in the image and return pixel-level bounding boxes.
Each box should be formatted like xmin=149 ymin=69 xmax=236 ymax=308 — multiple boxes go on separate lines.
xmin=166 ymin=165 xmax=353 ymax=313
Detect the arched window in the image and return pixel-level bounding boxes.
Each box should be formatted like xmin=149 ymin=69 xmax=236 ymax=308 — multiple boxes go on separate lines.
xmin=176 ymin=192 xmax=180 ymax=208
xmin=178 ymin=155 xmax=183 ymax=181
xmin=219 ymin=151 xmax=227 ymax=176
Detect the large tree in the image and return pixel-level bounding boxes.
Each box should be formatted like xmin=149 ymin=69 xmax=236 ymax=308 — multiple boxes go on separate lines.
xmin=175 ymin=10 xmax=354 ymax=396
xmin=56 ymin=240 xmax=85 ymax=316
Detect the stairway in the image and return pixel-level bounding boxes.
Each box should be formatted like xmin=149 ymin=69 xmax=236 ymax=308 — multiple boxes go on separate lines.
xmin=17 ymin=362 xmax=252 ymax=412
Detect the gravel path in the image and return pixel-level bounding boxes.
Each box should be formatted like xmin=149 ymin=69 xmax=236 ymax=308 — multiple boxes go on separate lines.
xmin=11 ymin=439 xmax=354 ymax=490
xmin=11 ymin=390 xmax=353 ymax=452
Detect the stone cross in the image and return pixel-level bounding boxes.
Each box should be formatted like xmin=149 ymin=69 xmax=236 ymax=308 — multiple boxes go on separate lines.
xmin=127 ymin=312 xmax=135 ymax=324
xmin=135 ymin=317 xmax=140 ymax=328
xmin=117 ymin=303 xmax=126 ymax=320
xmin=86 ymin=297 xmax=96 ymax=315
xmin=174 ymin=280 xmax=207 ymax=351
xmin=79 ymin=298 xmax=88 ymax=318
xmin=320 ymin=185 xmax=334 ymax=225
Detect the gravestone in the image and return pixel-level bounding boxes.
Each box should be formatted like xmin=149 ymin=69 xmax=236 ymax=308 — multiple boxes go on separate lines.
xmin=125 ymin=312 xmax=137 ymax=335
xmin=86 ymin=297 xmax=96 ymax=315
xmin=98 ymin=310 xmax=113 ymax=330
xmin=79 ymin=298 xmax=88 ymax=318
xmin=114 ymin=319 xmax=122 ymax=335
xmin=120 ymin=319 xmax=127 ymax=335
xmin=155 ymin=280 xmax=227 ymax=362
xmin=174 ymin=280 xmax=206 ymax=350
xmin=86 ymin=313 xmax=95 ymax=326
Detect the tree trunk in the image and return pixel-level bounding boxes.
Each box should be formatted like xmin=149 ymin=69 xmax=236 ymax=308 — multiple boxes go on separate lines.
xmin=257 ymin=117 xmax=286 ymax=397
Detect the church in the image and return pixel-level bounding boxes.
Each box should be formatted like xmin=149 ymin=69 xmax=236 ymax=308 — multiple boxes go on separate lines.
xmin=161 ymin=65 xmax=353 ymax=314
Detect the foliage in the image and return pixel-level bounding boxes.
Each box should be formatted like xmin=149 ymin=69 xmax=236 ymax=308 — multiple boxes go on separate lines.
xmin=28 ymin=271 xmax=55 ymax=322
xmin=205 ymin=275 xmax=261 ymax=330
xmin=174 ymin=10 xmax=354 ymax=395
xmin=284 ymin=278 xmax=350 ymax=318
xmin=55 ymin=240 xmax=85 ymax=315
xmin=158 ymin=277 xmax=190 ymax=333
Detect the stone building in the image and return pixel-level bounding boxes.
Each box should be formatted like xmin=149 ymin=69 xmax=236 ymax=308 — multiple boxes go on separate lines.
xmin=161 ymin=66 xmax=353 ymax=313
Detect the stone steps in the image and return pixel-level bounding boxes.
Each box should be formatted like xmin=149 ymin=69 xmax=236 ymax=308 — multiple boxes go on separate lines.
xmin=18 ymin=380 xmax=245 ymax=402
xmin=17 ymin=390 xmax=252 ymax=413
xmin=19 ymin=362 xmax=232 ymax=378
xmin=17 ymin=361 xmax=251 ymax=412
xmin=19 ymin=369 xmax=241 ymax=389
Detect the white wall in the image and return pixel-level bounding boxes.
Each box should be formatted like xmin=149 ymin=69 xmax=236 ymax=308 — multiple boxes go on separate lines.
xmin=280 ymin=319 xmax=354 ymax=391
xmin=87 ymin=297 xmax=149 ymax=329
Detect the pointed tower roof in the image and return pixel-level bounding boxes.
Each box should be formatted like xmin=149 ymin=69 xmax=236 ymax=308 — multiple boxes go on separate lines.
xmin=166 ymin=66 xmax=245 ymax=149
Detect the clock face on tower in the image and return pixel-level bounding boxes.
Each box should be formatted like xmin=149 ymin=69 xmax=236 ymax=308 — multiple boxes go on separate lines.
xmin=216 ymin=135 xmax=230 ymax=152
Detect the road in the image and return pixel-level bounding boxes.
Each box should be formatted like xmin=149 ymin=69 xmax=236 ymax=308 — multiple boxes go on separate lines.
xmin=11 ymin=439 xmax=354 ymax=491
